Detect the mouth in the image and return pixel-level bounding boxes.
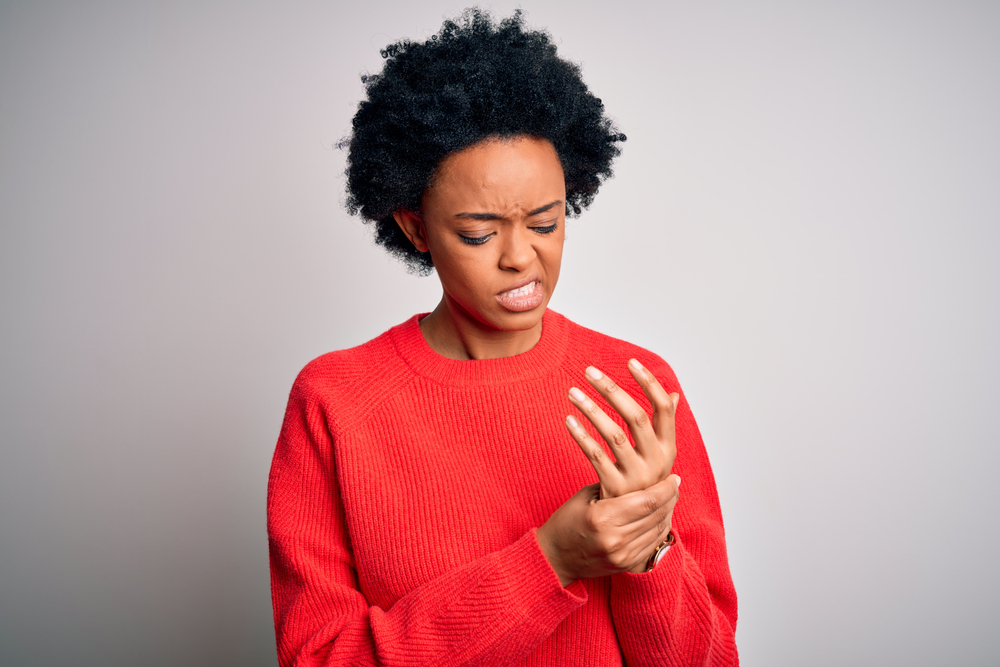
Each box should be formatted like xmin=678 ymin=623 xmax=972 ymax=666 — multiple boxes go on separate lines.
xmin=496 ymin=277 xmax=545 ymax=313
xmin=501 ymin=281 xmax=538 ymax=298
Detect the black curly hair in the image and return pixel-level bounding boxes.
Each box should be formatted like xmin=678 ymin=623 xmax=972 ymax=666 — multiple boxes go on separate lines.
xmin=343 ymin=8 xmax=626 ymax=274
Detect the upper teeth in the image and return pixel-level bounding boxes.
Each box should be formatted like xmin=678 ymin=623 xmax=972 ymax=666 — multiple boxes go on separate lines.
xmin=505 ymin=282 xmax=536 ymax=297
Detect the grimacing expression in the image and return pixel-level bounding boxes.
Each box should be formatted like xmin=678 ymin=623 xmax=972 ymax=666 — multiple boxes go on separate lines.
xmin=397 ymin=136 xmax=566 ymax=333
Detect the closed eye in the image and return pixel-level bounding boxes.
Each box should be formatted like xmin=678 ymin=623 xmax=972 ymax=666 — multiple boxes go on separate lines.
xmin=532 ymin=222 xmax=558 ymax=234
xmin=459 ymin=233 xmax=495 ymax=246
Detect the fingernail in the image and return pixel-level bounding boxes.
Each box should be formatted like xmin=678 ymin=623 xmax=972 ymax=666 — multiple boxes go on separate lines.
xmin=628 ymin=358 xmax=644 ymax=372
xmin=566 ymin=415 xmax=579 ymax=428
xmin=569 ymin=387 xmax=587 ymax=401
xmin=585 ymin=366 xmax=603 ymax=380
xmin=675 ymin=475 xmax=682 ymax=488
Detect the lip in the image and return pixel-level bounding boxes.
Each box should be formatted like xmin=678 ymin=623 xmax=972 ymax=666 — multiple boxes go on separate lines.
xmin=496 ymin=273 xmax=545 ymax=313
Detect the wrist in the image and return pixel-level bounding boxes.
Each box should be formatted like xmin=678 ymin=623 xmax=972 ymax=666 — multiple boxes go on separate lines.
xmin=536 ymin=524 xmax=576 ymax=588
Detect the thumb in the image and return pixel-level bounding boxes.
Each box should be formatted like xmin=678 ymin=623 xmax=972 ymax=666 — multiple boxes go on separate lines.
xmin=577 ymin=482 xmax=601 ymax=503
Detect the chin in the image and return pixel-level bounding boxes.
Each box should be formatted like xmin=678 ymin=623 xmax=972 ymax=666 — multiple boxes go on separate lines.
xmin=487 ymin=303 xmax=547 ymax=331
xmin=449 ymin=288 xmax=550 ymax=333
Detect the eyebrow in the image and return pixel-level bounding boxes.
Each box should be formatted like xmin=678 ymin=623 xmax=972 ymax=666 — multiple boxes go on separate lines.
xmin=454 ymin=200 xmax=563 ymax=220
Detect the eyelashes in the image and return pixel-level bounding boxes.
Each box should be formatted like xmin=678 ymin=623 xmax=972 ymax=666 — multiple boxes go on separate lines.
xmin=460 ymin=233 xmax=493 ymax=246
xmin=459 ymin=222 xmax=558 ymax=246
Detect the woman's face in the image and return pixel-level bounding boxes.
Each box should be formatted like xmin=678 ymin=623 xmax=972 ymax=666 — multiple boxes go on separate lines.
xmin=397 ymin=136 xmax=566 ymax=334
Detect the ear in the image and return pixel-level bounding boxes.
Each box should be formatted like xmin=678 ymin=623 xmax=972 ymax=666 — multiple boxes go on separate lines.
xmin=393 ymin=209 xmax=430 ymax=253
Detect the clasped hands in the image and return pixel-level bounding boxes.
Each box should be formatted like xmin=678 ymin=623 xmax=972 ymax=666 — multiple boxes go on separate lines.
xmin=537 ymin=358 xmax=681 ymax=587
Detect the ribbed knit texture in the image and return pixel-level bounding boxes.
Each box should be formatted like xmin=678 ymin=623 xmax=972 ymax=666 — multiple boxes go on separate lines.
xmin=268 ymin=310 xmax=738 ymax=666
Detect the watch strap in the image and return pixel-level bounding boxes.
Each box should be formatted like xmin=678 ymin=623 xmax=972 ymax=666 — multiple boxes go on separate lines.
xmin=644 ymin=531 xmax=675 ymax=572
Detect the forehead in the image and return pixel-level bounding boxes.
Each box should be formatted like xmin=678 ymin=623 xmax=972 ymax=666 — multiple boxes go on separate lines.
xmin=423 ymin=137 xmax=565 ymax=216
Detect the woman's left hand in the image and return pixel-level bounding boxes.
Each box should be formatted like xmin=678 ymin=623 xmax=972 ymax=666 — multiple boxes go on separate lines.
xmin=566 ymin=358 xmax=681 ymax=500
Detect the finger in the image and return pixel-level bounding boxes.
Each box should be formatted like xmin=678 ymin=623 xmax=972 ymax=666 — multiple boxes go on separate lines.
xmin=568 ymin=385 xmax=639 ymax=469
xmin=616 ymin=493 xmax=677 ymax=545
xmin=610 ymin=508 xmax=676 ymax=574
xmin=579 ymin=475 xmax=680 ymax=573
xmin=626 ymin=359 xmax=679 ymax=457
xmin=593 ymin=475 xmax=681 ymax=537
xmin=627 ymin=483 xmax=679 ymax=541
xmin=565 ymin=415 xmax=624 ymax=495
xmin=583 ymin=366 xmax=659 ymax=457
xmin=626 ymin=358 xmax=677 ymax=419
xmin=626 ymin=511 xmax=678 ymax=574
xmin=570 ymin=482 xmax=602 ymax=503
xmin=588 ymin=478 xmax=680 ymax=570
xmin=636 ymin=501 xmax=677 ymax=554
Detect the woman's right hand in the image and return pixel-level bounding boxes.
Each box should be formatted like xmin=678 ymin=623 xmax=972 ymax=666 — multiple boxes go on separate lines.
xmin=536 ymin=475 xmax=680 ymax=587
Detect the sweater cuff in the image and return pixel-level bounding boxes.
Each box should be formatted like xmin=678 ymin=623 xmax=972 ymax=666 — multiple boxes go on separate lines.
xmin=610 ymin=534 xmax=739 ymax=666
xmin=519 ymin=528 xmax=588 ymax=607
xmin=461 ymin=528 xmax=587 ymax=658
xmin=613 ymin=532 xmax=686 ymax=600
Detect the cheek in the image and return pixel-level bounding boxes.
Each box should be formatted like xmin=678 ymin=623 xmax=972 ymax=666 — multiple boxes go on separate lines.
xmin=542 ymin=232 xmax=565 ymax=270
xmin=433 ymin=245 xmax=496 ymax=296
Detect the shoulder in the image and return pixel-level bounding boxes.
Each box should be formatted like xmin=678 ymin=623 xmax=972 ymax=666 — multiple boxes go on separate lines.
xmin=287 ymin=316 xmax=418 ymax=423
xmin=557 ymin=313 xmax=682 ymax=392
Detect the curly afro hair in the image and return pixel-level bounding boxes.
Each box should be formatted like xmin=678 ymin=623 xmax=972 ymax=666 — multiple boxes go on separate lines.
xmin=343 ymin=8 xmax=626 ymax=274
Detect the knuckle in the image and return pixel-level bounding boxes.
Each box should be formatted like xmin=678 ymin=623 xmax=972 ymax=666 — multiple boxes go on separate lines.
xmin=642 ymin=494 xmax=661 ymax=515
xmin=605 ymin=381 xmax=619 ymax=395
xmin=585 ymin=510 xmax=606 ymax=533
xmin=603 ymin=535 xmax=623 ymax=554
xmin=632 ymin=409 xmax=650 ymax=429
xmin=610 ymin=429 xmax=630 ymax=449
xmin=608 ymin=551 xmax=629 ymax=569
xmin=589 ymin=447 xmax=607 ymax=464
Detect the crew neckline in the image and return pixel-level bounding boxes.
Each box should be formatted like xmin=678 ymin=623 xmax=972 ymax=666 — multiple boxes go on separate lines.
xmin=389 ymin=309 xmax=569 ymax=387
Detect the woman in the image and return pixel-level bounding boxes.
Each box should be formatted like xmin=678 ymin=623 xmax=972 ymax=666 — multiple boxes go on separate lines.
xmin=268 ymin=9 xmax=738 ymax=666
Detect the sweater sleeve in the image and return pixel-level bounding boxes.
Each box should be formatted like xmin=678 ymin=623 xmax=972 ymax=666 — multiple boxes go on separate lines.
xmin=267 ymin=379 xmax=588 ymax=667
xmin=609 ymin=360 xmax=739 ymax=667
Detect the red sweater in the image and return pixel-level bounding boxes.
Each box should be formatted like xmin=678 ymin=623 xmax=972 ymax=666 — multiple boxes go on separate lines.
xmin=268 ymin=310 xmax=738 ymax=666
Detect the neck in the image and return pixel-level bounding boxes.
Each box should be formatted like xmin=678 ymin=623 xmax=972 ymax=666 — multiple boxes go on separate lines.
xmin=419 ymin=297 xmax=542 ymax=361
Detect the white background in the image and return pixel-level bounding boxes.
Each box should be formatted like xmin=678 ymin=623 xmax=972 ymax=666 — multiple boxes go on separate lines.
xmin=1 ymin=1 xmax=998 ymax=665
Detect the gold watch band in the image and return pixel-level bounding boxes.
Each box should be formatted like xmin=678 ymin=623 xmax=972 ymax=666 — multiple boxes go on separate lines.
xmin=644 ymin=531 xmax=675 ymax=572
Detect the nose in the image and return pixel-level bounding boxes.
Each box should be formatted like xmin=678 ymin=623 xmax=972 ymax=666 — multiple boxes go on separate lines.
xmin=497 ymin=227 xmax=537 ymax=272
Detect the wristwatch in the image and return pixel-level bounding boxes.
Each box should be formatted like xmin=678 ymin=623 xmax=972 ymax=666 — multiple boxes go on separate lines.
xmin=645 ymin=531 xmax=675 ymax=572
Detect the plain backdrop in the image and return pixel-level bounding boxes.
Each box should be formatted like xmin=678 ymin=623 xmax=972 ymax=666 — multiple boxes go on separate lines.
xmin=1 ymin=1 xmax=998 ymax=665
